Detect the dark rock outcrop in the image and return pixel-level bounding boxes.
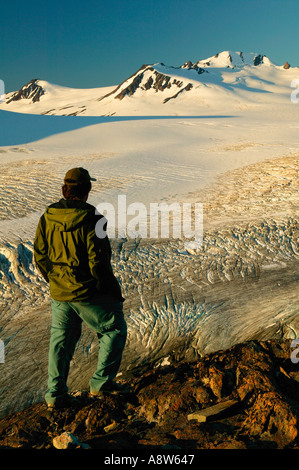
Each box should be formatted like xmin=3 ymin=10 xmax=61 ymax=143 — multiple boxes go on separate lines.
xmin=114 ymin=68 xmax=174 ymax=100
xmin=253 ymin=54 xmax=265 ymax=66
xmin=7 ymin=79 xmax=45 ymax=103
xmin=180 ymin=61 xmax=205 ymax=74
xmin=0 ymin=339 xmax=299 ymax=450
xmin=115 ymin=72 xmax=146 ymax=99
xmin=163 ymin=83 xmax=193 ymax=104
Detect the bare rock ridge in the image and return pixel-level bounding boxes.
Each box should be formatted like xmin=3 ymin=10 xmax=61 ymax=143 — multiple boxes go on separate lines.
xmin=99 ymin=64 xmax=195 ymax=102
xmin=181 ymin=60 xmax=206 ymax=73
xmin=7 ymin=79 xmax=44 ymax=103
xmin=1 ymin=339 xmax=299 ymax=449
xmin=253 ymin=54 xmax=265 ymax=66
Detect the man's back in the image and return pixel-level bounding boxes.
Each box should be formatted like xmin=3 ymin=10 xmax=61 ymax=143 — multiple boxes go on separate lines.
xmin=34 ymin=198 xmax=123 ymax=302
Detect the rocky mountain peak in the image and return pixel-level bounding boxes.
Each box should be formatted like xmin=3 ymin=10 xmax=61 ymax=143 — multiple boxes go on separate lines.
xmin=193 ymin=51 xmax=271 ymax=69
xmin=99 ymin=63 xmax=196 ymax=103
xmin=6 ymin=79 xmax=45 ymax=104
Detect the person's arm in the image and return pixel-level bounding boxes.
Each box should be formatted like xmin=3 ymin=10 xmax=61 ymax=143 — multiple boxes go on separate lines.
xmin=86 ymin=214 xmax=111 ymax=288
xmin=34 ymin=215 xmax=52 ymax=282
xmin=86 ymin=213 xmax=124 ymax=300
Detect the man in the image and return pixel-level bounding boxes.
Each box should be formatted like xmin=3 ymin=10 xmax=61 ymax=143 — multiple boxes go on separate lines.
xmin=34 ymin=167 xmax=128 ymax=409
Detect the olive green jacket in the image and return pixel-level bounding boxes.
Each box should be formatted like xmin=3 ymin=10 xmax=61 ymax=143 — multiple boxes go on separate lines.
xmin=34 ymin=199 xmax=124 ymax=302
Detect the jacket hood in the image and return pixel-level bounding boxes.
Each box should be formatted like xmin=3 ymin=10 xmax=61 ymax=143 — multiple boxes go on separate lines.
xmin=44 ymin=199 xmax=96 ymax=232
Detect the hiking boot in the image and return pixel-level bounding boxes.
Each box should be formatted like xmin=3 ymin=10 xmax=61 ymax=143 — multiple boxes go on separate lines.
xmin=47 ymin=394 xmax=80 ymax=410
xmin=90 ymin=381 xmax=131 ymax=398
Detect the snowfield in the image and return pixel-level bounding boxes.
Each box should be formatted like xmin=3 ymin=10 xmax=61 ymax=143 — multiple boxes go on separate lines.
xmin=0 ymin=51 xmax=298 ymax=418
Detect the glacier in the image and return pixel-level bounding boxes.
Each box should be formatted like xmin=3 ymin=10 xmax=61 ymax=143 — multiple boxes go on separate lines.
xmin=0 ymin=50 xmax=298 ymax=418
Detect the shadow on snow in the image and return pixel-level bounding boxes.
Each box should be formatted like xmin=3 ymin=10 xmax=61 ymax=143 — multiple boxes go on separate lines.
xmin=0 ymin=110 xmax=237 ymax=146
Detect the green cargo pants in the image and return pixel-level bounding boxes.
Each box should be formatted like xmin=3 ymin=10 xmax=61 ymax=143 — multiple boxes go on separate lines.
xmin=45 ymin=295 xmax=127 ymax=406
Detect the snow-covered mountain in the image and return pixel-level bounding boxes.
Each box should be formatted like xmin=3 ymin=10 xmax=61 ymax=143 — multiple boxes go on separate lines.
xmin=1 ymin=50 xmax=297 ymax=116
xmin=185 ymin=51 xmax=272 ymax=68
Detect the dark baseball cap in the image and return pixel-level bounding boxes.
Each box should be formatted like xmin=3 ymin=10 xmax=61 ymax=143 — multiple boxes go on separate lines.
xmin=64 ymin=167 xmax=96 ymax=185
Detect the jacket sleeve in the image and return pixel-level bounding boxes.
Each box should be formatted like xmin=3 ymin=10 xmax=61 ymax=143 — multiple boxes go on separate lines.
xmin=86 ymin=214 xmax=124 ymax=300
xmin=34 ymin=215 xmax=52 ymax=282
xmin=86 ymin=214 xmax=111 ymax=283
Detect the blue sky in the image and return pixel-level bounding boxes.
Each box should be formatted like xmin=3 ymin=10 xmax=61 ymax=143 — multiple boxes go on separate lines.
xmin=2 ymin=0 xmax=299 ymax=92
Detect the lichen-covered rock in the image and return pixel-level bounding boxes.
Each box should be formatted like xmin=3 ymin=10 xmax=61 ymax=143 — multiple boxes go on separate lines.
xmin=242 ymin=391 xmax=298 ymax=448
xmin=52 ymin=432 xmax=90 ymax=449
xmin=0 ymin=339 xmax=299 ymax=450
